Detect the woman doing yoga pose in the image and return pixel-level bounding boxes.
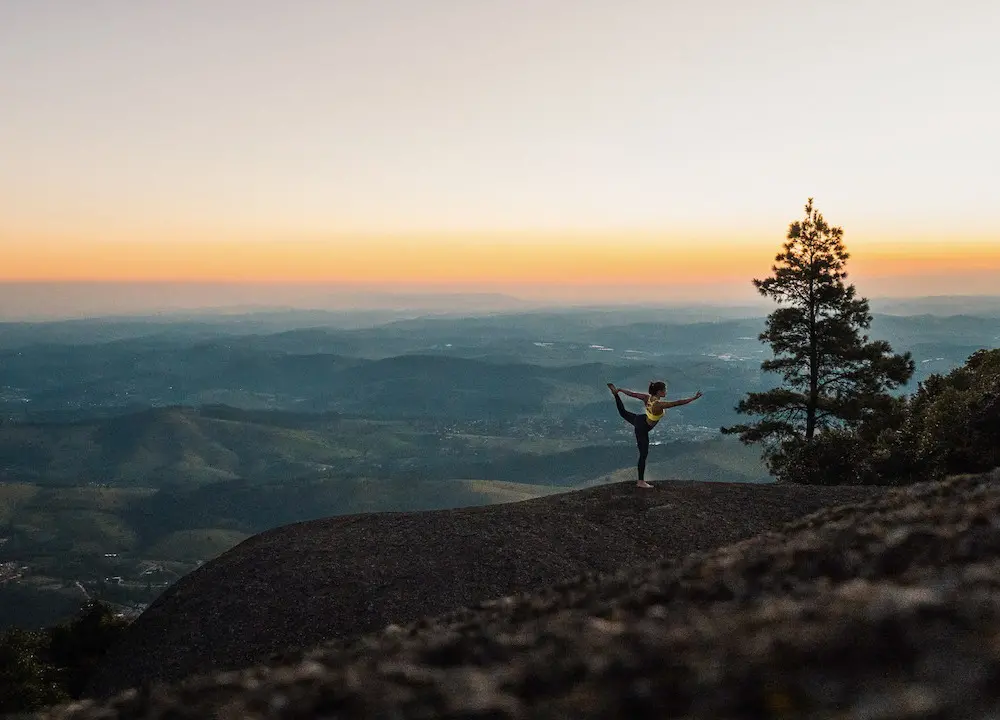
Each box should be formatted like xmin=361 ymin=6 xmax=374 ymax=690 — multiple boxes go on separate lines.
xmin=607 ymin=381 xmax=703 ymax=488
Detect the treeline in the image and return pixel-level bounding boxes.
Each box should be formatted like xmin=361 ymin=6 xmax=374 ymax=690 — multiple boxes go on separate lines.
xmin=773 ymin=348 xmax=999 ymax=484
xmin=0 ymin=601 xmax=130 ymax=713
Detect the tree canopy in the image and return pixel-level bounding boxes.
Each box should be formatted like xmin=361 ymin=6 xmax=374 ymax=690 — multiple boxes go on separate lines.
xmin=0 ymin=601 xmax=130 ymax=713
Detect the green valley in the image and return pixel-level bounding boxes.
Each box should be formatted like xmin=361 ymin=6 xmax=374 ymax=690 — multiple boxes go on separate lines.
xmin=2 ymin=303 xmax=994 ymax=630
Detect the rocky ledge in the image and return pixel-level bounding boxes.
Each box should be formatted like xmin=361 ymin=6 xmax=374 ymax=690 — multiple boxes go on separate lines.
xmin=86 ymin=480 xmax=882 ymax=697
xmin=38 ymin=469 xmax=1000 ymax=719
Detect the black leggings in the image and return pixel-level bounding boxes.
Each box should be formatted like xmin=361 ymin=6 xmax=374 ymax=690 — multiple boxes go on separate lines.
xmin=614 ymin=394 xmax=657 ymax=482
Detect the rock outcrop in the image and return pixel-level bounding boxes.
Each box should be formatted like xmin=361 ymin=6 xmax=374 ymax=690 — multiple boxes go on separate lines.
xmin=43 ymin=470 xmax=1000 ymax=718
xmin=87 ymin=480 xmax=882 ymax=696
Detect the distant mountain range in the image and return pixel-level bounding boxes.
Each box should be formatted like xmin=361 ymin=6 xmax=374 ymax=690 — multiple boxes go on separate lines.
xmin=869 ymin=295 xmax=1000 ymax=316
xmin=2 ymin=286 xmax=999 ymax=323
xmin=3 ymin=311 xmax=997 ymax=425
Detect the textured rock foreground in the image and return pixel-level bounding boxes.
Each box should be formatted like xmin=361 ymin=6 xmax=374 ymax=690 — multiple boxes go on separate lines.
xmin=88 ymin=480 xmax=881 ymax=695
xmin=42 ymin=470 xmax=1000 ymax=719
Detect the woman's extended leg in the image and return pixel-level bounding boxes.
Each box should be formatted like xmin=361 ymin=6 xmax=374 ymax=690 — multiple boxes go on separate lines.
xmin=608 ymin=383 xmax=639 ymax=425
xmin=634 ymin=428 xmax=652 ymax=488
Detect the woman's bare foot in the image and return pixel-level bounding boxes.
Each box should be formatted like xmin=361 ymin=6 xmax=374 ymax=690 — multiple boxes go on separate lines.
xmin=636 ymin=481 xmax=653 ymax=489
xmin=607 ymin=382 xmax=618 ymax=395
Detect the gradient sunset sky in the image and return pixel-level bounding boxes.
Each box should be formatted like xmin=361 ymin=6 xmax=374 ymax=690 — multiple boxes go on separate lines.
xmin=2 ymin=0 xmax=998 ymax=315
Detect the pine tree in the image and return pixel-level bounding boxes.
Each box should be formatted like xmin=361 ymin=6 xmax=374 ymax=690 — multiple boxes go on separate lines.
xmin=722 ymin=199 xmax=914 ymax=480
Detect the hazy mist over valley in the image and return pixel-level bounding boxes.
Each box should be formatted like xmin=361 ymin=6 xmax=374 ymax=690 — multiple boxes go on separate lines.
xmin=1 ymin=295 xmax=998 ymax=630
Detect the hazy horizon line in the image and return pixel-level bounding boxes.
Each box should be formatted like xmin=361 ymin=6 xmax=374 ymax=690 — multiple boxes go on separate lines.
xmin=2 ymin=282 xmax=1000 ymax=323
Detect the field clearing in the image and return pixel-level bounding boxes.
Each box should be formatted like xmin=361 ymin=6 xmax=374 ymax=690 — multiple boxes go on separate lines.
xmin=539 ymin=387 xmax=611 ymax=412
xmin=444 ymin=433 xmax=583 ymax=455
xmin=147 ymin=529 xmax=252 ymax=562
xmin=456 ymin=479 xmax=569 ymax=504
xmin=14 ymin=507 xmax=138 ymax=552
xmin=26 ymin=486 xmax=156 ymax=511
xmin=0 ymin=482 xmax=39 ymax=522
xmin=267 ymin=428 xmax=363 ymax=462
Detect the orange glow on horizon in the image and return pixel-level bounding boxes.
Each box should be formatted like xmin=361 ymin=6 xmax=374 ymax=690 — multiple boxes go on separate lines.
xmin=4 ymin=234 xmax=1000 ymax=288
xmin=4 ymin=235 xmax=765 ymax=284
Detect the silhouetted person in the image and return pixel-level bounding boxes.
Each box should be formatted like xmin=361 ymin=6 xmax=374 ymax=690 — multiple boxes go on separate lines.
xmin=607 ymin=381 xmax=702 ymax=488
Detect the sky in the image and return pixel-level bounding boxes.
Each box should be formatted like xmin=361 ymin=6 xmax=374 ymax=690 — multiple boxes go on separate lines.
xmin=2 ymin=0 xmax=999 ymax=316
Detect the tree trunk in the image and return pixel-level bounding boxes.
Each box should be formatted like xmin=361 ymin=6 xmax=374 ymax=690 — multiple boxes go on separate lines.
xmin=806 ymin=271 xmax=818 ymax=441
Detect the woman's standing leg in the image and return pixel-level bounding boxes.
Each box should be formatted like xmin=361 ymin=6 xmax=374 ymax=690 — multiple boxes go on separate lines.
xmin=634 ymin=427 xmax=652 ymax=488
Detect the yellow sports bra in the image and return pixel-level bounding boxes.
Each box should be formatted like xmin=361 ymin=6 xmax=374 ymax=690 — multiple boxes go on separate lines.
xmin=645 ymin=395 xmax=664 ymax=421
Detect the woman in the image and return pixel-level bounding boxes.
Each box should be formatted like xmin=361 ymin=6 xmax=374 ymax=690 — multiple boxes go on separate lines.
xmin=607 ymin=381 xmax=703 ymax=488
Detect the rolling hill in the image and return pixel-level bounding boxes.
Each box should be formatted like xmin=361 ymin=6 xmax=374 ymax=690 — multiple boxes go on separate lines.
xmin=1 ymin=406 xmax=364 ymax=487
xmin=0 ymin=403 xmax=767 ymax=491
